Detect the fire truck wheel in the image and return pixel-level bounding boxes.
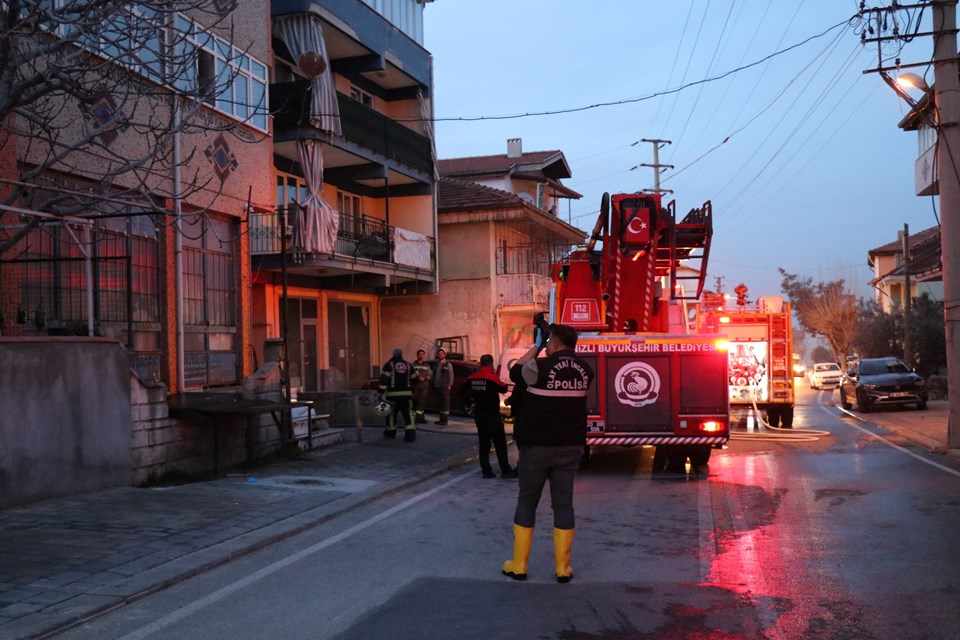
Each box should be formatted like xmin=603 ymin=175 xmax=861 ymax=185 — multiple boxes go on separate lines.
xmin=781 ymin=406 xmax=794 ymax=428
xmin=689 ymin=446 xmax=711 ymax=467
xmin=766 ymin=407 xmax=781 ymax=428
xmin=652 ymin=445 xmax=669 ymax=472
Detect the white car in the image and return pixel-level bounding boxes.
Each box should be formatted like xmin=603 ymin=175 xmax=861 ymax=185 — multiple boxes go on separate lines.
xmin=809 ymin=362 xmax=843 ymax=389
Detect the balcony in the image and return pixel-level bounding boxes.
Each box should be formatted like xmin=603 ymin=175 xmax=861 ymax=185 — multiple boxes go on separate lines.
xmin=496 ymin=273 xmax=553 ymax=307
xmin=250 ymin=207 xmax=435 ymax=273
xmin=270 ymin=84 xmax=433 ymax=177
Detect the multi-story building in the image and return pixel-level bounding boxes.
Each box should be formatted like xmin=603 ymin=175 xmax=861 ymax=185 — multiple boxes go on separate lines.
xmin=868 ymin=226 xmax=943 ymax=312
xmin=379 ymin=139 xmax=584 ymax=360
xmin=0 ymin=2 xmax=274 ymax=393
xmin=252 ymin=0 xmax=438 ymax=391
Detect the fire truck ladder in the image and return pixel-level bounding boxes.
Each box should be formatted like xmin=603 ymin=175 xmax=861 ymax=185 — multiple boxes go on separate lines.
xmin=768 ymin=311 xmax=793 ymax=403
xmin=660 ymin=200 xmax=712 ymax=300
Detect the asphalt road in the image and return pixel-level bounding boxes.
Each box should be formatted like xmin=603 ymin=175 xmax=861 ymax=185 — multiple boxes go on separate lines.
xmin=52 ymin=388 xmax=960 ymax=640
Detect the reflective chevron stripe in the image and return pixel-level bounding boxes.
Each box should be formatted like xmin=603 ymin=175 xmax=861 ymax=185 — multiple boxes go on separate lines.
xmin=585 ymin=436 xmax=727 ymax=446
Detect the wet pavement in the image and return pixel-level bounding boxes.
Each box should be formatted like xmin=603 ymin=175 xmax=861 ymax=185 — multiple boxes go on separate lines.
xmin=0 ymin=398 xmax=953 ymax=640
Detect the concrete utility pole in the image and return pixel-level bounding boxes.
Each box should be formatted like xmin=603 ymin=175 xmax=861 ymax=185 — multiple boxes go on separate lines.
xmin=637 ymin=138 xmax=673 ymax=194
xmin=901 ymin=223 xmax=912 ymax=366
xmin=932 ymin=1 xmax=960 ymax=447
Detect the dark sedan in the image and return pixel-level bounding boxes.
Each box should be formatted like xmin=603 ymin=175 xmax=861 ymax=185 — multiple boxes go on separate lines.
xmin=839 ymin=356 xmax=928 ymax=412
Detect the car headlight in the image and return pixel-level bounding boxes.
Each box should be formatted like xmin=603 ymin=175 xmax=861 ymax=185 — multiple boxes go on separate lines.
xmin=862 ymin=384 xmax=877 ymax=390
xmin=915 ymin=379 xmax=926 ymax=387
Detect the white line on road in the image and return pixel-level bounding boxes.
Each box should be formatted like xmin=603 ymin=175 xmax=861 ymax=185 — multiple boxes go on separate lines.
xmin=115 ymin=470 xmax=474 ymax=640
xmin=818 ymin=402 xmax=960 ymax=479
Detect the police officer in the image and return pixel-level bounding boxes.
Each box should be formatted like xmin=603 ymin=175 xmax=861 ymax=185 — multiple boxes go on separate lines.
xmin=378 ymin=348 xmax=418 ymax=442
xmin=502 ymin=323 xmax=593 ymax=584
xmin=411 ymin=349 xmax=432 ymax=424
xmin=464 ymin=354 xmax=516 ymax=479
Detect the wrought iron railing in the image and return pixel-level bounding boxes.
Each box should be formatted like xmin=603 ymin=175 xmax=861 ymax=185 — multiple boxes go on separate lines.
xmin=250 ymin=207 xmax=435 ymax=271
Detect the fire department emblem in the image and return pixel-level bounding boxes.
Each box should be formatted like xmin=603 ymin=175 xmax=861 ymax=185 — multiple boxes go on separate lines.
xmin=614 ymin=362 xmax=660 ymax=408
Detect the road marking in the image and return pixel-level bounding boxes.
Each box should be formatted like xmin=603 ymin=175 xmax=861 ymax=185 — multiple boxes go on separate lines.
xmin=115 ymin=470 xmax=474 ymax=640
xmin=818 ymin=402 xmax=960 ymax=479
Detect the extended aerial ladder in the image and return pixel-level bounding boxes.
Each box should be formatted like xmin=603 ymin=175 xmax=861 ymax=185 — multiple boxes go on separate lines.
xmin=554 ymin=192 xmax=713 ymax=333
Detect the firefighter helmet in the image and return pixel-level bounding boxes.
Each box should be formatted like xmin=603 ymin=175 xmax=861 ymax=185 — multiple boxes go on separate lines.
xmin=374 ymin=401 xmax=392 ymax=416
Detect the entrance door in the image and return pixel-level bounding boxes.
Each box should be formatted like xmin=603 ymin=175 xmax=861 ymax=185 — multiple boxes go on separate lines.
xmin=283 ymin=297 xmax=320 ymax=392
xmin=327 ymin=301 xmax=372 ymax=390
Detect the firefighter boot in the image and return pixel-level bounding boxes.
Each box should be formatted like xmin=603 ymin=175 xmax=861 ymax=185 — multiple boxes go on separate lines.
xmin=554 ymin=528 xmax=575 ymax=583
xmin=501 ymin=524 xmax=533 ymax=581
xmin=404 ymin=428 xmax=416 ymax=442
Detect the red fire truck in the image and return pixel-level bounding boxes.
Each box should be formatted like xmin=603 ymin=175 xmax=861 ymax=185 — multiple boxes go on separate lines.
xmin=544 ymin=192 xmax=730 ymax=467
xmin=696 ymin=293 xmax=796 ymax=427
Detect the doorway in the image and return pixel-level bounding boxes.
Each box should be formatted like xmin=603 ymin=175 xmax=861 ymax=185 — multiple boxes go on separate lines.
xmin=327 ymin=300 xmax=372 ymax=390
xmin=283 ymin=297 xmax=319 ymax=392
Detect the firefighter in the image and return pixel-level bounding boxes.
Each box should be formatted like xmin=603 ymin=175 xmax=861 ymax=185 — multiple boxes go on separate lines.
xmin=464 ymin=354 xmax=516 ymax=479
xmin=411 ymin=349 xmax=432 ymax=424
xmin=502 ymin=322 xmax=594 ymax=584
xmin=378 ymin=348 xmax=418 ymax=442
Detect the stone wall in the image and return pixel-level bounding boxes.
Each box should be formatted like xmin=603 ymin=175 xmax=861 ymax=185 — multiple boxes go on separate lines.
xmin=0 ymin=338 xmax=132 ymax=508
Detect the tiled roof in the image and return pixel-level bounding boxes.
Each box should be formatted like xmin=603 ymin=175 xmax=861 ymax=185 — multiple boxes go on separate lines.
xmin=868 ymin=224 xmax=940 ymax=256
xmin=438 ymin=151 xmax=562 ymax=177
xmin=437 ymin=177 xmax=525 ymax=212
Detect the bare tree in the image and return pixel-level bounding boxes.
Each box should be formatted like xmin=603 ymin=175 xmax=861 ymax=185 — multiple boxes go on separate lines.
xmin=0 ymin=0 xmax=264 ymax=252
xmin=779 ymin=269 xmax=859 ymax=365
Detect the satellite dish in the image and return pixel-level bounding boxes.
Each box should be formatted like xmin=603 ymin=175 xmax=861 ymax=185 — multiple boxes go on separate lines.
xmin=518 ymin=193 xmax=534 ymax=203
xmin=298 ymin=51 xmax=327 ymax=78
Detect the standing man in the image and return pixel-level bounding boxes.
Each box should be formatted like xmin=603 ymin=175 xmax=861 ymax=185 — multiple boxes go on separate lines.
xmin=433 ymin=348 xmax=455 ymax=426
xmin=502 ymin=322 xmax=593 ymax=584
xmin=378 ymin=348 xmax=418 ymax=442
xmin=411 ymin=349 xmax=432 ymax=424
xmin=464 ymin=354 xmax=516 ymax=479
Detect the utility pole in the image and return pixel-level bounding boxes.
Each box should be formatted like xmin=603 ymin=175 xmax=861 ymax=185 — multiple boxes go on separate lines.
xmin=932 ymin=1 xmax=960 ymax=447
xmin=901 ymin=223 xmax=913 ymax=366
xmin=861 ymin=1 xmax=960 ymax=447
xmin=637 ymin=138 xmax=673 ymax=194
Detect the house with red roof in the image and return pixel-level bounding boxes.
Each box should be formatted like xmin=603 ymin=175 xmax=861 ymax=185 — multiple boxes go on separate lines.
xmin=868 ymin=225 xmax=943 ymax=313
xmin=380 ymin=139 xmax=586 ymax=359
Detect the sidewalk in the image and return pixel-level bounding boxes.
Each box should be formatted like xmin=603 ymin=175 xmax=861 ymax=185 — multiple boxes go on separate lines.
xmin=842 ymin=398 xmax=953 ymax=455
xmin=0 ymin=418 xmax=485 ymax=640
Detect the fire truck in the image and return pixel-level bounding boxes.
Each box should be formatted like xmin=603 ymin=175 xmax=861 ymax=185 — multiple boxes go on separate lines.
xmin=695 ymin=294 xmax=796 ymax=427
xmin=543 ymin=192 xmax=730 ymax=467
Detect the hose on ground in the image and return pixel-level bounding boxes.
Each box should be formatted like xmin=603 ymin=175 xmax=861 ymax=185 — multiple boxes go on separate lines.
xmin=728 ymin=382 xmax=831 ymax=442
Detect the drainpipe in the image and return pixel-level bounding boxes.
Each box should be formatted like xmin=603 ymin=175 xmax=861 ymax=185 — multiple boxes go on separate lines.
xmin=174 ymin=96 xmax=185 ymax=392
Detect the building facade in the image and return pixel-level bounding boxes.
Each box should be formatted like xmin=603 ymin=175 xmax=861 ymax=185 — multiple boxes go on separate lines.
xmin=252 ymin=0 xmax=438 ymax=391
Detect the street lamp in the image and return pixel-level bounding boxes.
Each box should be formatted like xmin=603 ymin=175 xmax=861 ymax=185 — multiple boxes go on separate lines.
xmin=895 ymin=71 xmax=929 ymax=92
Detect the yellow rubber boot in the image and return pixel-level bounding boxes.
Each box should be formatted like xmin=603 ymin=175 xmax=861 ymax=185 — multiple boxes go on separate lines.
xmin=501 ymin=524 xmax=534 ymax=581
xmin=554 ymin=528 xmax=575 ymax=583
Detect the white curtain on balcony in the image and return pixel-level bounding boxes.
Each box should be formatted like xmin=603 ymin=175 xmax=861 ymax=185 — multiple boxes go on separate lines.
xmin=277 ymin=14 xmax=341 ymax=135
xmin=298 ymin=139 xmax=338 ymax=253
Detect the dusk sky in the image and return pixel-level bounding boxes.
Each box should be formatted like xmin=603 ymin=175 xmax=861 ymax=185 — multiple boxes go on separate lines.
xmin=424 ymin=1 xmax=937 ymax=302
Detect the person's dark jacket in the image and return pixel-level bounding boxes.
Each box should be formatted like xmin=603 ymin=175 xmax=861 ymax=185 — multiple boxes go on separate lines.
xmin=506 ymin=363 xmax=528 ymax=445
xmin=523 ymin=349 xmax=594 ymax=446
xmin=463 ymin=366 xmax=507 ymax=416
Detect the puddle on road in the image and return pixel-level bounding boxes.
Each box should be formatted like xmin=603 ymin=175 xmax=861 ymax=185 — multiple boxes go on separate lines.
xmin=240 ymin=475 xmax=378 ymax=492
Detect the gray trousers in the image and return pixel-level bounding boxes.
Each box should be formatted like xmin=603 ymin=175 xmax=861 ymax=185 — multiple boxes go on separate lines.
xmin=513 ymin=445 xmax=583 ymax=530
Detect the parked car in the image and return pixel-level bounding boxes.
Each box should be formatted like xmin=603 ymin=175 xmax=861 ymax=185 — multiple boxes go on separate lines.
xmin=808 ymin=362 xmax=843 ymax=389
xmin=839 ymin=356 xmax=927 ymax=412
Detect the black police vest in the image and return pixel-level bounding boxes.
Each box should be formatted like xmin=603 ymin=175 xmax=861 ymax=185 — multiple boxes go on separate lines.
xmin=523 ymin=350 xmax=594 ymax=446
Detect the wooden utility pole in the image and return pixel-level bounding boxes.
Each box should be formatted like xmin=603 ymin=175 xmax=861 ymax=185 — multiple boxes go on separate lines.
xmin=901 ymin=223 xmax=912 ymax=366
xmin=932 ymin=1 xmax=960 ymax=447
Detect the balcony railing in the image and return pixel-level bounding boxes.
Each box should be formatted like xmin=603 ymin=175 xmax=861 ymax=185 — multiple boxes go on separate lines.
xmin=270 ymin=84 xmax=433 ymax=176
xmin=250 ymin=207 xmax=435 ymax=272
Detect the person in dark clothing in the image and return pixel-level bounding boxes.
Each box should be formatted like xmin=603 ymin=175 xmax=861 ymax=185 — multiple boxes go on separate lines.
xmin=378 ymin=348 xmax=419 ymax=442
xmin=505 ymin=362 xmax=528 ymax=447
xmin=464 ymin=354 xmax=516 ymax=479
xmin=502 ymin=322 xmax=594 ymax=584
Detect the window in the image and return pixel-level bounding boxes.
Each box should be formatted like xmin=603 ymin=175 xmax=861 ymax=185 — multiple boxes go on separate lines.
xmin=337 ymin=192 xmax=363 ymax=235
xmin=349 ymin=86 xmax=373 ymax=107
xmin=174 ymin=15 xmax=269 ymax=131
xmin=276 ymin=172 xmax=308 ymax=206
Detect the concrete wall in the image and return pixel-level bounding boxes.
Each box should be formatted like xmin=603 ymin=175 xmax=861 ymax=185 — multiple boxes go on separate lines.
xmin=0 ymin=338 xmax=132 ymax=508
